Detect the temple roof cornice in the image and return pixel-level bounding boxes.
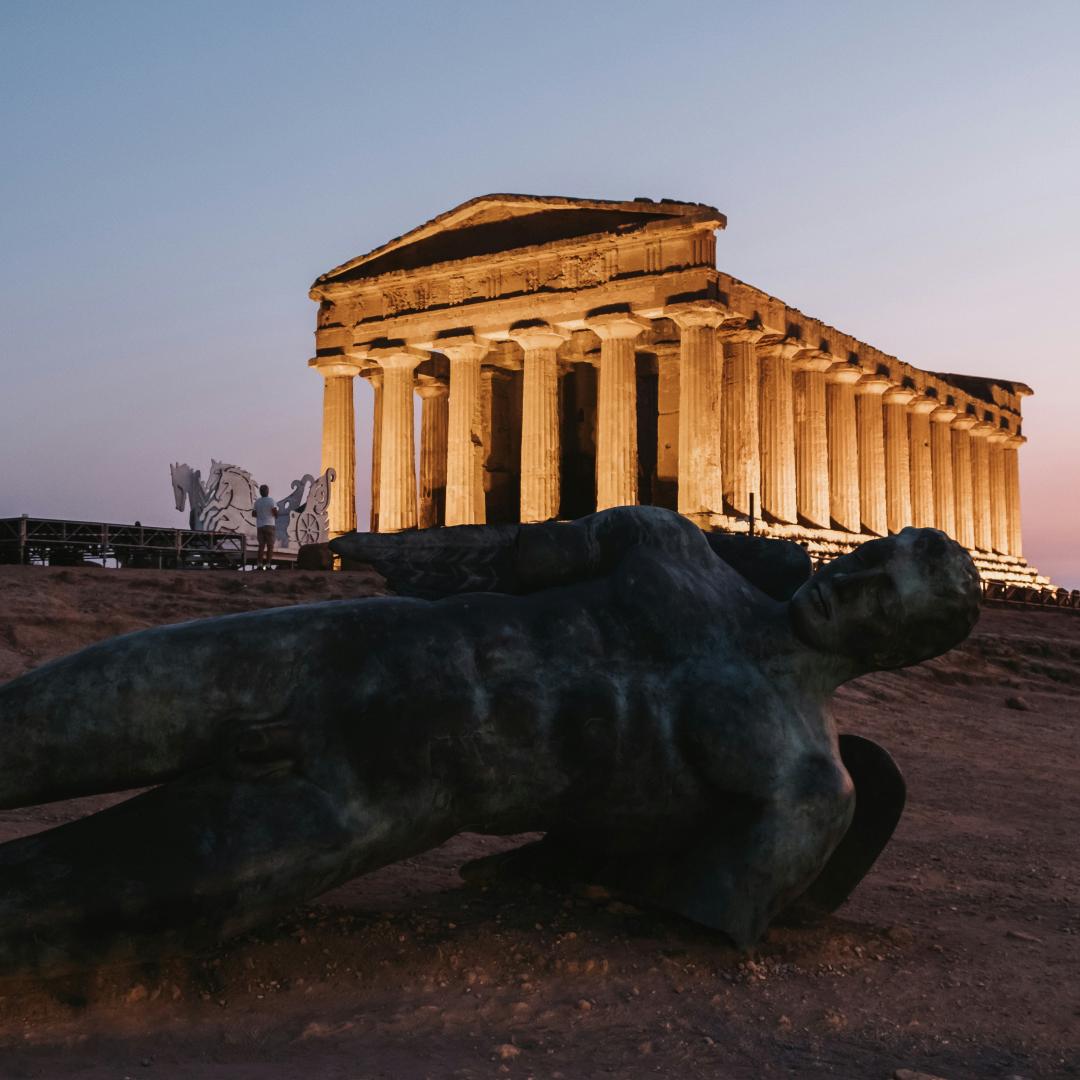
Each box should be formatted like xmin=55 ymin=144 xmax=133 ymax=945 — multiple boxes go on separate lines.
xmin=311 ymin=193 xmax=724 ymax=294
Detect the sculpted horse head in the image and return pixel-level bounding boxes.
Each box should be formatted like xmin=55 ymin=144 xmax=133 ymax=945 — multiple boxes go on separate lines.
xmin=170 ymin=463 xmax=207 ymax=529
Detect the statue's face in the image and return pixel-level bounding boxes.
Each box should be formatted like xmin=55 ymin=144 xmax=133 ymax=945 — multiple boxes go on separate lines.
xmin=789 ymin=528 xmax=980 ymax=671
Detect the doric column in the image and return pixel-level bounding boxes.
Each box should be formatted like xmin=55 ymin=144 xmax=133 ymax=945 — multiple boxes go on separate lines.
xmin=416 ymin=379 xmax=449 ymax=530
xmin=988 ymin=430 xmax=1010 ymax=554
xmin=315 ymin=360 xmax=359 ymax=539
xmin=756 ymin=341 xmax=797 ymax=524
xmin=371 ymin=347 xmax=422 ymax=533
xmin=950 ymin=414 xmax=977 ymax=549
xmin=970 ymin=421 xmax=994 ymax=551
xmin=440 ymin=337 xmax=490 ymax=526
xmin=908 ymin=396 xmax=937 ymax=528
xmin=930 ymin=404 xmax=957 ymax=538
xmin=654 ymin=343 xmax=680 ymax=509
xmin=720 ymin=329 xmax=762 ymax=518
xmin=586 ymin=312 xmax=648 ymax=511
xmin=669 ymin=303 xmax=726 ymax=517
xmin=792 ymin=353 xmax=832 ymax=528
xmin=508 ymin=323 xmax=566 ymax=523
xmin=1004 ymin=433 xmax=1025 ymax=557
xmin=366 ymin=371 xmax=383 ymax=532
xmin=855 ymin=374 xmax=890 ymax=536
xmin=882 ymin=385 xmax=914 ymax=534
xmin=825 ymin=363 xmax=862 ymax=533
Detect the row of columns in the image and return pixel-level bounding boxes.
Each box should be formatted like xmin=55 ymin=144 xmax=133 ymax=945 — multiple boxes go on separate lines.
xmin=317 ymin=308 xmax=1025 ymax=558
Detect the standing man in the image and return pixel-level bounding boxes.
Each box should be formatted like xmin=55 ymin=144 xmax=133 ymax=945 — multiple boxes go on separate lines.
xmin=253 ymin=484 xmax=278 ymax=569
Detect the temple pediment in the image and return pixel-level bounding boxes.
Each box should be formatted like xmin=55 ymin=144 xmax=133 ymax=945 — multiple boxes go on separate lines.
xmin=314 ymin=194 xmax=724 ymax=287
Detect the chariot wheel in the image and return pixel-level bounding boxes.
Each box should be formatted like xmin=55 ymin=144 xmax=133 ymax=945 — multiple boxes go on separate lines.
xmin=295 ymin=511 xmax=321 ymax=546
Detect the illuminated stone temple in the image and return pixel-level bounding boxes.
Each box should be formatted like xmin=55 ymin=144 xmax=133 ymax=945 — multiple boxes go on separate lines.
xmin=309 ymin=195 xmax=1044 ymax=586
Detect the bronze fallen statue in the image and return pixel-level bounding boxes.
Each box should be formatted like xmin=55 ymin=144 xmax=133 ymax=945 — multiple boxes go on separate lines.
xmin=0 ymin=507 xmax=980 ymax=974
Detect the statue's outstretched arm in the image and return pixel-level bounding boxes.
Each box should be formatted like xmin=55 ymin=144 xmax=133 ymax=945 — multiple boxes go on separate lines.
xmin=330 ymin=523 xmax=525 ymax=597
xmin=329 ymin=506 xmax=714 ymax=598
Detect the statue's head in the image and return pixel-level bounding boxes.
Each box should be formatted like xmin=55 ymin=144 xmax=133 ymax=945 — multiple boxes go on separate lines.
xmin=789 ymin=528 xmax=981 ymax=672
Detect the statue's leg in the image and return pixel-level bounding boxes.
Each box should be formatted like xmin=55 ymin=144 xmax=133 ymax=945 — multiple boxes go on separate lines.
xmin=567 ymin=760 xmax=855 ymax=949
xmin=0 ymin=745 xmax=406 ymax=976
xmin=782 ymin=733 xmax=906 ymax=919
xmin=465 ymin=763 xmax=854 ymax=948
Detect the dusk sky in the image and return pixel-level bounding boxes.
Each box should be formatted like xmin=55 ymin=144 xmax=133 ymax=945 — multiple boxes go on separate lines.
xmin=1 ymin=1 xmax=1077 ymax=586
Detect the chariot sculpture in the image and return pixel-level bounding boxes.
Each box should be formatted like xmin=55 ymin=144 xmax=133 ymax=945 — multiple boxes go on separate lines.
xmin=170 ymin=460 xmax=334 ymax=551
xmin=0 ymin=507 xmax=980 ymax=974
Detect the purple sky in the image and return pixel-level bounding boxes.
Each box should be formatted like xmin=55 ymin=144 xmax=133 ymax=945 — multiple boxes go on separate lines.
xmin=1 ymin=2 xmax=1077 ymax=586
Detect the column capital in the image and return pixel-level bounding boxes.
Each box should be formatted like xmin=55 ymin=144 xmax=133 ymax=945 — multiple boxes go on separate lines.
xmin=584 ymin=311 xmax=650 ymax=340
xmin=790 ymin=349 xmax=833 ymax=373
xmin=951 ymin=414 xmax=978 ymax=431
xmin=719 ymin=325 xmax=765 ymax=345
xmin=908 ymin=394 xmax=939 ymax=415
xmin=414 ymin=377 xmax=449 ymax=399
xmin=882 ymin=385 xmax=916 ymax=406
xmin=825 ymin=362 xmax=862 ymax=385
xmin=433 ymin=333 xmax=493 ymax=363
xmin=969 ymin=419 xmax=996 ymax=438
xmin=855 ymin=373 xmax=891 ymax=396
xmin=756 ymin=340 xmax=802 ymax=363
xmin=665 ymin=300 xmax=731 ymax=329
xmin=1006 ymin=433 xmax=1027 ymax=448
xmin=310 ymin=356 xmax=362 ymax=379
xmin=507 ymin=321 xmax=568 ymax=352
xmin=987 ymin=428 xmax=1011 ymax=445
xmin=369 ymin=344 xmax=427 ymax=371
xmin=930 ymin=404 xmax=958 ymax=424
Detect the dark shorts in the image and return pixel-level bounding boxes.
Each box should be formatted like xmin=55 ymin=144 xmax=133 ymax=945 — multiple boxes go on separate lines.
xmin=257 ymin=526 xmax=276 ymax=543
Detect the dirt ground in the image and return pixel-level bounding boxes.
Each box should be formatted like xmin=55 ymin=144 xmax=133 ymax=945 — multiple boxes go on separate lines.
xmin=0 ymin=564 xmax=1076 ymax=1080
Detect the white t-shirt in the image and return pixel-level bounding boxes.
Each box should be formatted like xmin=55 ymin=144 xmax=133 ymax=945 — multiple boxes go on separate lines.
xmin=254 ymin=496 xmax=277 ymax=529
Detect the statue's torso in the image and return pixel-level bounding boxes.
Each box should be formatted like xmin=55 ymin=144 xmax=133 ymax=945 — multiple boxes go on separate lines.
xmin=333 ymin=547 xmax=836 ymax=839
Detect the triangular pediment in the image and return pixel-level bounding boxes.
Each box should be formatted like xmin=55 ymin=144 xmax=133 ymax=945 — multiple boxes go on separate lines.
xmin=314 ymin=194 xmax=723 ymax=286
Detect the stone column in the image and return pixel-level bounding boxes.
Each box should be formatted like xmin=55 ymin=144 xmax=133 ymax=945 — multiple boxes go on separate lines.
xmin=930 ymin=404 xmax=957 ymax=539
xmin=970 ymin=421 xmax=994 ymax=551
xmin=825 ymin=363 xmax=862 ymax=533
xmin=416 ymin=380 xmax=449 ymax=530
xmin=315 ymin=360 xmax=359 ymax=539
xmin=654 ymin=343 xmax=680 ymax=510
xmin=372 ymin=348 xmax=422 ymax=533
xmin=587 ymin=313 xmax=648 ymax=511
xmin=720 ymin=329 xmax=762 ymax=518
xmin=908 ymin=396 xmax=937 ymax=529
xmin=950 ymin=414 xmax=977 ymax=549
xmin=988 ymin=430 xmax=1010 ymax=554
xmin=440 ymin=337 xmax=490 ymax=526
xmin=509 ymin=324 xmax=565 ymax=523
xmin=669 ymin=303 xmax=726 ymax=517
xmin=1005 ymin=434 xmax=1025 ymax=557
xmin=756 ymin=342 xmax=797 ymax=524
xmin=855 ymin=374 xmax=890 ymax=536
xmin=882 ymin=385 xmax=914 ymax=534
xmin=366 ymin=371 xmax=383 ymax=532
xmin=792 ymin=353 xmax=832 ymax=528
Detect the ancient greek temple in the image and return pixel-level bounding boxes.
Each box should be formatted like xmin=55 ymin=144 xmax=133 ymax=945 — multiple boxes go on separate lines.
xmin=308 ymin=195 xmax=1044 ymax=586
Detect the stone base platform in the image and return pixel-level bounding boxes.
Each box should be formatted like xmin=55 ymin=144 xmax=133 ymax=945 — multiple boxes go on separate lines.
xmin=696 ymin=513 xmax=1053 ymax=591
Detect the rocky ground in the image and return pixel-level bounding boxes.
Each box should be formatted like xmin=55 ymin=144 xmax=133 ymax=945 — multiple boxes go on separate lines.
xmin=0 ymin=564 xmax=1076 ymax=1080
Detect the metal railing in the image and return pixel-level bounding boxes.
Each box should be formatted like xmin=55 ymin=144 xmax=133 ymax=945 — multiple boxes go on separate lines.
xmin=982 ymin=580 xmax=1080 ymax=612
xmin=0 ymin=516 xmax=246 ymax=569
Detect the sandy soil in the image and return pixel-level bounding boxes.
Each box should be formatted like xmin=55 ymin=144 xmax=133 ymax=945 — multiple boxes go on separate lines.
xmin=0 ymin=565 xmax=1076 ymax=1080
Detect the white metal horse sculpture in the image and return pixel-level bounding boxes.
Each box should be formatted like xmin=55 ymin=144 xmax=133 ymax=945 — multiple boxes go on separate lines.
xmin=170 ymin=461 xmax=334 ymax=552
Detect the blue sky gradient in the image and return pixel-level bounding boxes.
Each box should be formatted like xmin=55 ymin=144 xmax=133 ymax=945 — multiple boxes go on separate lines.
xmin=1 ymin=1 xmax=1077 ymax=584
